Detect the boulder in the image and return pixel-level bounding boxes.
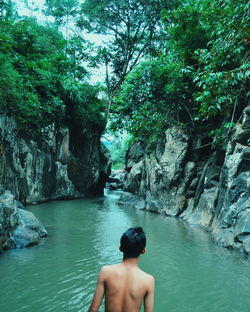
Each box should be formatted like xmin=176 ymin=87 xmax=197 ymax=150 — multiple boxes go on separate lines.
xmin=118 ymin=192 xmax=145 ymax=210
xmin=106 ymin=170 xmax=125 ymax=190
xmin=126 ymin=142 xmax=145 ymax=169
xmin=243 ymin=236 xmax=250 ymax=254
xmin=0 ymin=185 xmax=47 ymax=252
xmin=9 ymin=209 xmax=47 ymax=248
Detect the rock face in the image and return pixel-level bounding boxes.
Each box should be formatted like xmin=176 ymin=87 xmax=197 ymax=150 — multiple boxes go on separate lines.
xmin=0 ymin=185 xmax=47 ymax=252
xmin=122 ymin=107 xmax=250 ymax=257
xmin=106 ymin=171 xmax=125 ymax=190
xmin=0 ymin=115 xmax=111 ymax=204
xmin=0 ymin=114 xmax=111 ymax=252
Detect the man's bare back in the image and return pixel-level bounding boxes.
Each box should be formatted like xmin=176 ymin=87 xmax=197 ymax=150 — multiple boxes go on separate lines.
xmin=88 ymin=227 xmax=154 ymax=312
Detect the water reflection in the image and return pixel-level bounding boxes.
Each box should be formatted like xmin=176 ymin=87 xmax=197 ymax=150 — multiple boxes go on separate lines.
xmin=94 ymin=191 xmax=132 ymax=265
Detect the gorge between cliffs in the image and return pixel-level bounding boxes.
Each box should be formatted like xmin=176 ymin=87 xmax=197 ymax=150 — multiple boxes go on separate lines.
xmin=0 ymin=0 xmax=249 ymax=261
xmin=1 ymin=107 xmax=250 ymax=259
xmin=0 ymin=1 xmax=250 ymax=311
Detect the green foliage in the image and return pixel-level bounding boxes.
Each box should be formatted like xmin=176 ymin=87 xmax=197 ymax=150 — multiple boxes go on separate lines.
xmin=66 ymin=35 xmax=94 ymax=80
xmin=104 ymin=130 xmax=133 ymax=170
xmin=0 ymin=17 xmax=67 ymax=129
xmin=223 ymin=122 xmax=236 ymax=129
xmin=80 ymin=0 xmax=170 ymax=95
xmin=0 ymin=56 xmax=22 ymax=109
xmin=162 ymin=0 xmax=213 ymax=64
xmin=0 ymin=0 xmax=15 ymax=20
xmin=0 ymin=7 xmax=105 ymax=134
xmin=112 ymin=58 xmax=189 ymax=142
xmin=111 ymin=0 xmax=249 ymax=144
xmin=208 ymin=128 xmax=223 ymax=147
xmin=193 ymin=0 xmax=249 ymax=121
xmin=44 ymin=0 xmax=79 ymax=27
xmin=1 ymin=0 xmax=248 ymax=146
xmin=61 ymin=79 xmax=106 ymax=130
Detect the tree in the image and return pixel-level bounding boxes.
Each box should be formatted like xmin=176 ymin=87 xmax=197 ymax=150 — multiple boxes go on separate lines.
xmin=110 ymin=0 xmax=250 ymax=145
xmin=79 ymin=0 xmax=173 ymax=113
xmin=44 ymin=0 xmax=80 ymax=39
xmin=0 ymin=0 xmax=15 ymax=20
xmin=44 ymin=0 xmax=96 ymax=82
xmin=65 ymin=35 xmax=90 ymax=81
xmin=0 ymin=9 xmax=105 ymax=134
xmin=193 ymin=0 xmax=250 ymax=122
xmin=23 ymin=0 xmax=40 ymax=17
xmin=111 ymin=57 xmax=190 ymax=142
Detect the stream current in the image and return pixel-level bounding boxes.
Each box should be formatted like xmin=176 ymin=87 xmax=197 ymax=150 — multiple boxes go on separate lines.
xmin=0 ymin=190 xmax=250 ymax=312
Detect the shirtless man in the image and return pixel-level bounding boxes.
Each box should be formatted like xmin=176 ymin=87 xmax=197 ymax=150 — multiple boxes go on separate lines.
xmin=88 ymin=227 xmax=155 ymax=312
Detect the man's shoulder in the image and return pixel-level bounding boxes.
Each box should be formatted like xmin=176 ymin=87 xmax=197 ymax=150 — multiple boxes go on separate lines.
xmin=100 ymin=263 xmax=120 ymax=274
xmin=138 ymin=269 xmax=155 ymax=285
xmin=98 ymin=264 xmax=122 ymax=282
xmin=146 ymin=273 xmax=155 ymax=284
xmin=138 ymin=267 xmax=154 ymax=279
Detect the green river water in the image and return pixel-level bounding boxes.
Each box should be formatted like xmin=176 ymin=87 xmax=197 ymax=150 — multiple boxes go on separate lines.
xmin=0 ymin=190 xmax=250 ymax=312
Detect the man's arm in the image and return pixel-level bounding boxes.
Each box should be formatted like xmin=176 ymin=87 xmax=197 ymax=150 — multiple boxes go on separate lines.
xmin=144 ymin=275 xmax=155 ymax=312
xmin=88 ymin=267 xmax=107 ymax=312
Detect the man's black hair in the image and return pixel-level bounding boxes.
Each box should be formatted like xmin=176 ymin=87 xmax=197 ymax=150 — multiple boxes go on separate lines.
xmin=120 ymin=227 xmax=146 ymax=258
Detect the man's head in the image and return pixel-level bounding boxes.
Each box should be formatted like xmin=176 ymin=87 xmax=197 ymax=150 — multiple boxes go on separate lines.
xmin=120 ymin=227 xmax=146 ymax=258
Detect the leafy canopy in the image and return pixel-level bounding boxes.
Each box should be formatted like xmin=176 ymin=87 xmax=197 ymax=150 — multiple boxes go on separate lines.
xmin=80 ymin=0 xmax=171 ymax=100
xmin=110 ymin=0 xmax=249 ymax=144
xmin=0 ymin=2 xmax=106 ymax=134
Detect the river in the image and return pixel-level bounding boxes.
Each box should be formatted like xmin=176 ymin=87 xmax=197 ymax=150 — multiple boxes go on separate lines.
xmin=0 ymin=190 xmax=250 ymax=312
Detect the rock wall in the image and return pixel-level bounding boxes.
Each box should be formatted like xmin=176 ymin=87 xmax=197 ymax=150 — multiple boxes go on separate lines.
xmin=0 ymin=115 xmax=111 ymax=204
xmin=121 ymin=107 xmax=250 ymax=257
xmin=0 ymin=184 xmax=47 ymax=253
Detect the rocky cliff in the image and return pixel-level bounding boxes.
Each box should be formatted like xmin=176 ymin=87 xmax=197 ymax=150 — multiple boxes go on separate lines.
xmin=121 ymin=107 xmax=250 ymax=257
xmin=0 ymin=114 xmax=111 ymax=204
xmin=0 ymin=113 xmax=111 ymax=252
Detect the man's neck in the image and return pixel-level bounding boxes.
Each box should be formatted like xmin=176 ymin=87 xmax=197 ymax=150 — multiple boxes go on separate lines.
xmin=122 ymin=256 xmax=140 ymax=267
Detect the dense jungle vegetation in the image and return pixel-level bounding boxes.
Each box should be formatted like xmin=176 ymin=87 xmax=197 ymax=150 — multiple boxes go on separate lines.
xmin=109 ymin=0 xmax=250 ymax=145
xmin=0 ymin=0 xmax=106 ymax=133
xmin=0 ymin=0 xmax=249 ymax=146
